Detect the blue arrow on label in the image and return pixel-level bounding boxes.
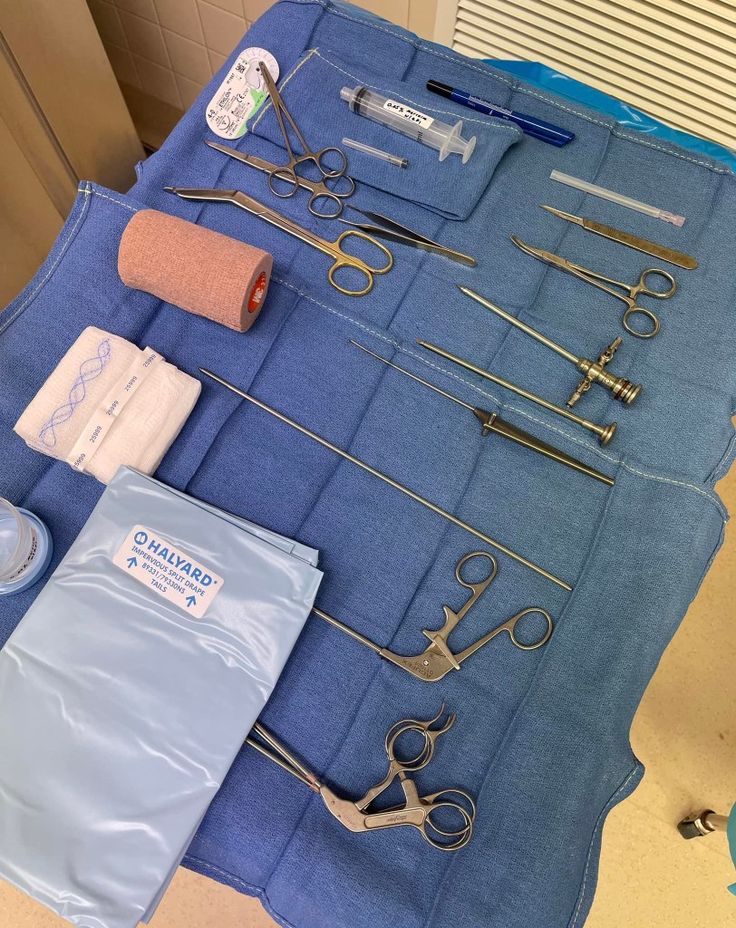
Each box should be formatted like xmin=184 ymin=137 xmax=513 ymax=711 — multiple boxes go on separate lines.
xmin=127 ymin=556 xmax=137 ymax=568
xmin=186 ymin=595 xmax=197 ymax=608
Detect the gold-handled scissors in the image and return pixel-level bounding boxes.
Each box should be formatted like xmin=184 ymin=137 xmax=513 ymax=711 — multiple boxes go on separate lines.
xmin=512 ymin=235 xmax=677 ymax=338
xmin=314 ymin=551 xmax=553 ymax=681
xmin=257 ymin=61 xmax=355 ymax=217
xmin=246 ymin=705 xmax=476 ymax=851
xmin=164 ymin=186 xmax=393 ymax=296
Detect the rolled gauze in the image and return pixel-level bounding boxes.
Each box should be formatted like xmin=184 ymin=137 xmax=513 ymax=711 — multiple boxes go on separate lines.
xmin=118 ymin=209 xmax=272 ymax=332
xmin=14 ymin=326 xmax=200 ymax=485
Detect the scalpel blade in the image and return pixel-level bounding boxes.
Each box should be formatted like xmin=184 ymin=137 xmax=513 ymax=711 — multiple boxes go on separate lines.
xmin=541 ymin=205 xmax=698 ymax=269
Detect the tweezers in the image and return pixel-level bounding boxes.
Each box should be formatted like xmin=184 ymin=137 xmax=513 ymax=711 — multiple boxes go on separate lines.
xmin=340 ymin=208 xmax=477 ymax=267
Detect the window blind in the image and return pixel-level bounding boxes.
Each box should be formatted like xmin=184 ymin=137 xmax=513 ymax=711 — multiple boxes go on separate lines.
xmin=440 ymin=0 xmax=736 ymax=149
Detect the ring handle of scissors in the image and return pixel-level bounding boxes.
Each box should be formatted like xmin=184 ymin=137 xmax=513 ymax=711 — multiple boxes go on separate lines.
xmin=622 ymin=304 xmax=660 ymax=339
xmin=505 ymin=607 xmax=554 ymax=650
xmin=636 ymin=268 xmax=677 ymax=299
xmin=308 ymin=175 xmax=356 ymax=220
xmin=383 ymin=706 xmax=454 ymax=769
xmin=421 ymin=803 xmax=474 ymax=851
xmin=313 ymin=145 xmax=349 ymax=180
xmin=328 ymin=230 xmax=394 ymax=297
xmin=455 ymin=551 xmax=498 ymax=593
xmin=308 ymin=191 xmax=344 ymax=220
xmin=420 ymin=790 xmax=476 ymax=850
xmin=356 ymin=722 xmax=435 ymax=809
xmin=383 ymin=721 xmax=435 ymax=772
xmin=267 ymin=165 xmax=301 ymax=199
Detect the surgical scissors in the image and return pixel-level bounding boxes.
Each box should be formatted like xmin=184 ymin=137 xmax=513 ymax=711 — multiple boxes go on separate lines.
xmin=164 ymin=186 xmax=393 ymax=296
xmin=314 ymin=551 xmax=554 ymax=682
xmin=246 ymin=705 xmax=476 ymax=851
xmin=258 ymin=61 xmax=355 ymax=217
xmin=512 ymin=235 xmax=677 ymax=338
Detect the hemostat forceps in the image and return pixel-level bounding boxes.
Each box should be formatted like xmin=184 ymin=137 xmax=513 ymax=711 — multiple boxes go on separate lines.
xmin=314 ymin=551 xmax=553 ymax=682
xmin=258 ymin=61 xmax=355 ymax=217
xmin=165 ymin=186 xmax=392 ymax=296
xmin=246 ymin=705 xmax=476 ymax=851
xmin=512 ymin=235 xmax=676 ymax=339
xmin=205 ymin=140 xmax=353 ymax=221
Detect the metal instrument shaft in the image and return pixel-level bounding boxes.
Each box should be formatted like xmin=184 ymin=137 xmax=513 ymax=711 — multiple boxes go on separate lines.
xmin=351 ymin=340 xmax=614 ymax=483
xmin=200 ymin=367 xmax=572 ymax=591
xmin=416 ymin=340 xmax=616 ymax=445
xmin=458 ymin=286 xmax=642 ymax=406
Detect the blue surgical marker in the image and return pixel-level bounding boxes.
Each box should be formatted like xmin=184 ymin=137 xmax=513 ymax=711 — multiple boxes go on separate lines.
xmin=426 ymin=79 xmax=575 ymax=146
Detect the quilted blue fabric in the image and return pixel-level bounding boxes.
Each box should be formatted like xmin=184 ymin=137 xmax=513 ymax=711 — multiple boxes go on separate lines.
xmin=1 ymin=2 xmax=734 ymax=926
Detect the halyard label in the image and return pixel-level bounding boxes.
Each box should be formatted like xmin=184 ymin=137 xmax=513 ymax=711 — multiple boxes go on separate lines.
xmin=113 ymin=525 xmax=223 ymax=618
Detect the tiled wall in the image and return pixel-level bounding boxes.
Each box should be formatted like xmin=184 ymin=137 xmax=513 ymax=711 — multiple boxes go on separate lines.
xmin=88 ymin=0 xmax=437 ymax=112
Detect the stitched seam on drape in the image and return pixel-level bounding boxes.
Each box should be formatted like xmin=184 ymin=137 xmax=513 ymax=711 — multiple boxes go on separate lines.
xmin=259 ymin=278 xmax=506 ymax=911
xmin=0 ymin=184 xmax=95 ymax=335
xmin=422 ymin=460 xmax=622 ymax=928
xmin=269 ymin=277 xmax=727 ymax=516
xmin=252 ymin=48 xmax=519 ymax=136
xmin=182 ymin=856 xmax=299 ymax=928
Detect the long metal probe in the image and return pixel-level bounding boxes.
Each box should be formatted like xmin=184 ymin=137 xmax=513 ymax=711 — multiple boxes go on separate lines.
xmin=460 ymin=286 xmax=578 ymax=363
xmin=350 ymin=340 xmax=614 ymax=484
xmin=416 ymin=340 xmax=616 ymax=446
xmin=200 ymin=367 xmax=572 ymax=591
xmin=313 ymin=605 xmax=382 ymax=653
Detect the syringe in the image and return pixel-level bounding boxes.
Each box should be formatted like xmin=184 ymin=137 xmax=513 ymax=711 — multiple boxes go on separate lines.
xmin=340 ymin=85 xmax=476 ymax=164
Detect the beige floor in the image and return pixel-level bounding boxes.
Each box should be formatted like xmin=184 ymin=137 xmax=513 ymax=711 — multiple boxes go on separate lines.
xmin=1 ymin=466 xmax=735 ymax=928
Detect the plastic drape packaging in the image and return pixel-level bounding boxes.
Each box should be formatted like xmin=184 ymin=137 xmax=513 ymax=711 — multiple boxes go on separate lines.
xmin=0 ymin=467 xmax=322 ymax=928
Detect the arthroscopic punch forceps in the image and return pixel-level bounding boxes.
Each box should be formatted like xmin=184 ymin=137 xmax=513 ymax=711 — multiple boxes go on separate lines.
xmin=512 ymin=235 xmax=676 ymax=339
xmin=314 ymin=551 xmax=553 ymax=682
xmin=199 ymin=367 xmax=573 ymax=591
xmin=246 ymin=705 xmax=476 ymax=851
xmin=165 ymin=186 xmax=392 ymax=297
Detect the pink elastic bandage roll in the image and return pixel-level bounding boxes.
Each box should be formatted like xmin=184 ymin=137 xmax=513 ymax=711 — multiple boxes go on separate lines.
xmin=118 ymin=209 xmax=273 ymax=332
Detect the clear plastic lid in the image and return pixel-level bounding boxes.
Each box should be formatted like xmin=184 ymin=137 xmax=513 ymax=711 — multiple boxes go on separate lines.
xmin=0 ymin=498 xmax=33 ymax=582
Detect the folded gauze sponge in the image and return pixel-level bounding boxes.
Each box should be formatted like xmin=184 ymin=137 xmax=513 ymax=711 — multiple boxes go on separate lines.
xmin=14 ymin=326 xmax=200 ymax=484
xmin=118 ymin=209 xmax=272 ymax=332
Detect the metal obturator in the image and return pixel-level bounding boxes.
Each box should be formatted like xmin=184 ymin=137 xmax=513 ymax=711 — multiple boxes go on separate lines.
xmin=458 ymin=286 xmax=642 ymax=407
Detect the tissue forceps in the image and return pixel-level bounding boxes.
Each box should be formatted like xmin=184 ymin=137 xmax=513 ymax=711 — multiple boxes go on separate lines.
xmin=512 ymin=235 xmax=676 ymax=339
xmin=259 ymin=61 xmax=355 ymax=217
xmin=205 ymin=140 xmax=350 ymax=220
xmin=164 ymin=186 xmax=392 ymax=296
xmin=314 ymin=551 xmax=553 ymax=682
xmin=340 ymin=208 xmax=477 ymax=267
xmin=246 ymin=705 xmax=476 ymax=851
